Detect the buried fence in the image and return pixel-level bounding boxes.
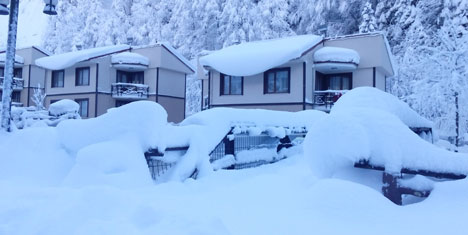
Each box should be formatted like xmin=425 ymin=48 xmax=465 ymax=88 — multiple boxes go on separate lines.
xmin=145 ymin=125 xmax=433 ymax=181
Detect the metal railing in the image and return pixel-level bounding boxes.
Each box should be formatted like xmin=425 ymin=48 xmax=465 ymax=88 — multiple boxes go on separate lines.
xmin=0 ymin=77 xmax=24 ymax=90
xmin=313 ymin=90 xmax=347 ymax=110
xmin=111 ymin=83 xmax=149 ymax=100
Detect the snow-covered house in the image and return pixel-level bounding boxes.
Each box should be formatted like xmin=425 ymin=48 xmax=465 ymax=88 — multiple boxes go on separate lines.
xmin=198 ymin=32 xmax=395 ymax=112
xmin=35 ymin=44 xmax=194 ymax=122
xmin=0 ymin=46 xmax=49 ymax=107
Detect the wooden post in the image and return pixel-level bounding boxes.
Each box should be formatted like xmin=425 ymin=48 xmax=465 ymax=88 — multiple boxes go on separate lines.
xmin=382 ymin=172 xmax=402 ymax=205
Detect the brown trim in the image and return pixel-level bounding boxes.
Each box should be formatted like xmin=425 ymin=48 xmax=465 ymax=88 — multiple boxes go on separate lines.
xmin=111 ymin=62 xmax=149 ymax=67
xmin=32 ymin=46 xmax=50 ymax=56
xmin=208 ymin=71 xmax=211 ymax=109
xmin=373 ymin=67 xmax=376 ymax=87
xmin=95 ymin=63 xmax=99 ymax=117
xmin=27 ymin=65 xmax=31 ymax=107
xmin=156 ymin=67 xmax=159 ymax=102
xmin=201 ymin=78 xmax=204 ymax=111
xmin=158 ymin=94 xmax=185 ymax=100
xmin=47 ymin=92 xmax=97 ymax=97
xmin=300 ymin=39 xmax=325 ymax=58
xmin=220 ymin=73 xmax=243 ymax=96
xmin=160 ymin=44 xmax=195 ymax=73
xmin=75 ymin=66 xmax=90 ymax=86
xmin=314 ymin=61 xmax=359 ymax=67
xmin=211 ymin=102 xmax=304 ymax=107
xmin=302 ymin=62 xmax=306 ymax=110
xmin=184 ymin=74 xmax=187 ymax=118
xmin=263 ymin=67 xmax=291 ymax=94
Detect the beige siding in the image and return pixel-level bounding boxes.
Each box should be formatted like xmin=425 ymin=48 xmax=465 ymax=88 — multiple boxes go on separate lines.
xmin=132 ymin=46 xmax=193 ymax=75
xmin=158 ymin=96 xmax=185 ymax=123
xmin=158 ymin=68 xmax=185 ymax=98
xmin=96 ymin=93 xmax=115 ymax=116
xmin=210 ymin=62 xmax=304 ymax=106
xmin=47 ymin=62 xmax=97 ymax=95
xmin=352 ymin=68 xmax=374 ymax=88
xmin=376 ymin=68 xmax=386 ymax=91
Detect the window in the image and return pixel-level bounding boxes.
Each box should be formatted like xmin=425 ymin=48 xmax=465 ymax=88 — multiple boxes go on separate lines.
xmin=116 ymin=100 xmax=132 ymax=107
xmin=75 ymin=67 xmax=90 ymax=86
xmin=220 ymin=74 xmax=243 ymax=95
xmin=11 ymin=91 xmax=21 ymax=103
xmin=264 ymin=68 xmax=290 ymax=94
xmin=75 ymin=99 xmax=89 ymax=118
xmin=50 ymin=99 xmax=59 ymax=105
xmin=315 ymin=72 xmax=352 ymax=91
xmin=116 ymin=70 xmax=144 ymax=84
xmin=0 ymin=67 xmax=22 ymax=78
xmin=51 ymin=70 xmax=64 ymax=88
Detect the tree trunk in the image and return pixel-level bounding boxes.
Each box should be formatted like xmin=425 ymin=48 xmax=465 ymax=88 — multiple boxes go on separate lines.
xmin=1 ymin=0 xmax=19 ymax=132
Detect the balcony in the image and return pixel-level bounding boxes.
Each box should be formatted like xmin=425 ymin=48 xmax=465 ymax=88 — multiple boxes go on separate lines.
xmin=0 ymin=77 xmax=24 ymax=90
xmin=111 ymin=83 xmax=149 ymax=100
xmin=313 ymin=90 xmax=348 ymax=111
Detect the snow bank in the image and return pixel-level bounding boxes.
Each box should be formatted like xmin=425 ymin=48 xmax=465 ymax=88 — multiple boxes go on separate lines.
xmin=48 ymin=99 xmax=79 ymax=116
xmin=36 ymin=45 xmax=130 ymax=70
xmin=111 ymin=52 xmax=149 ymax=66
xmin=332 ymin=87 xmax=433 ymax=128
xmin=314 ymin=46 xmax=360 ymax=64
xmin=199 ymin=35 xmax=323 ymax=76
xmin=57 ymin=101 xmax=167 ymax=154
xmin=305 ymin=88 xmax=468 ymax=177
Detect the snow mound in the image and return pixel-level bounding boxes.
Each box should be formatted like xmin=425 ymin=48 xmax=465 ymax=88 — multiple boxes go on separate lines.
xmin=36 ymin=45 xmax=130 ymax=70
xmin=305 ymin=88 xmax=468 ymax=178
xmin=332 ymin=87 xmax=433 ymax=128
xmin=57 ymin=101 xmax=167 ymax=154
xmin=314 ymin=46 xmax=360 ymax=64
xmin=199 ymin=35 xmax=323 ymax=76
xmin=111 ymin=52 xmax=149 ymax=66
xmin=48 ymin=99 xmax=79 ymax=116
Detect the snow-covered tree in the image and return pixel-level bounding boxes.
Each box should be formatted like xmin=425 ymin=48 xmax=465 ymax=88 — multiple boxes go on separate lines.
xmin=359 ymin=1 xmax=377 ymax=33
xmin=31 ymin=84 xmax=46 ymax=111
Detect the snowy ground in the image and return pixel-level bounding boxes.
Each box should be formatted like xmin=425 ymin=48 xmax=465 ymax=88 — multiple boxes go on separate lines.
xmin=1 ymin=147 xmax=468 ymax=235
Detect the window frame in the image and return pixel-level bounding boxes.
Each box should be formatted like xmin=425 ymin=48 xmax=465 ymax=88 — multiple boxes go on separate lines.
xmin=75 ymin=67 xmax=90 ymax=86
xmin=75 ymin=98 xmax=89 ymax=118
xmin=51 ymin=70 xmax=65 ymax=88
xmin=263 ymin=67 xmax=291 ymax=94
xmin=0 ymin=67 xmax=3 ymax=77
xmin=220 ymin=73 xmax=243 ymax=96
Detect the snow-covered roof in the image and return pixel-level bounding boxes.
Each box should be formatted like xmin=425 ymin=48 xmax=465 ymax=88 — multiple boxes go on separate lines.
xmin=35 ymin=45 xmax=131 ymax=70
xmin=199 ymin=35 xmax=323 ymax=77
xmin=314 ymin=47 xmax=360 ymax=64
xmin=111 ymin=52 xmax=149 ymax=66
xmin=0 ymin=53 xmax=25 ymax=65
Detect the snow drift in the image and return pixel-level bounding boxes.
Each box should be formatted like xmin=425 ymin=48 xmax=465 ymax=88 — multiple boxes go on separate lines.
xmin=305 ymin=87 xmax=468 ymax=178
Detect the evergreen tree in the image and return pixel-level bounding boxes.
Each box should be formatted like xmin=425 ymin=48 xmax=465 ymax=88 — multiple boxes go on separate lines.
xmin=359 ymin=1 xmax=377 ymax=33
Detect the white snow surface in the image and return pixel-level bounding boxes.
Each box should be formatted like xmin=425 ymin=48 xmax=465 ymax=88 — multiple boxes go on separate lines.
xmin=305 ymin=87 xmax=468 ymax=177
xmin=199 ymin=35 xmax=323 ymax=76
xmin=111 ymin=52 xmax=150 ymax=66
xmin=313 ymin=46 xmax=360 ymax=64
xmin=35 ymin=44 xmax=130 ymax=70
xmin=332 ymin=87 xmax=433 ymax=128
xmin=48 ymin=99 xmax=79 ymax=116
xmin=0 ymin=53 xmax=24 ymax=65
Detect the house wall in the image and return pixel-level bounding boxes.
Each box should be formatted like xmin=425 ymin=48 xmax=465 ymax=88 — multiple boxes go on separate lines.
xmin=352 ymin=68 xmax=374 ymax=88
xmin=158 ymin=96 xmax=185 ymax=123
xmin=376 ymin=68 xmax=386 ymax=91
xmin=46 ymin=62 xmax=97 ymax=95
xmin=209 ymin=62 xmax=304 ymax=107
xmin=158 ymin=68 xmax=185 ymax=99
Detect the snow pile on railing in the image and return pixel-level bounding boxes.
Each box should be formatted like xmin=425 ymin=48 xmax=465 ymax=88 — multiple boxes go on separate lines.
xmin=305 ymin=87 xmax=468 ymax=178
xmin=314 ymin=47 xmax=360 ymax=64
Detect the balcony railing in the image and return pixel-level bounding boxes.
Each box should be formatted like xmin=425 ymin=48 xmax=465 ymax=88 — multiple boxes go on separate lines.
xmin=111 ymin=83 xmax=149 ymax=100
xmin=313 ymin=90 xmax=348 ymax=111
xmin=0 ymin=77 xmax=24 ymax=90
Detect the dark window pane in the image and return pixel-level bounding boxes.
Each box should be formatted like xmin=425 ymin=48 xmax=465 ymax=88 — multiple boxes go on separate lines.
xmin=223 ymin=75 xmax=230 ymax=95
xmin=267 ymin=72 xmax=275 ymax=93
xmin=14 ymin=68 xmax=22 ymax=78
xmin=76 ymin=99 xmax=89 ymax=117
xmin=342 ymin=76 xmax=350 ymax=90
xmin=0 ymin=67 xmax=4 ymax=77
xmin=329 ymin=76 xmax=341 ymax=90
xmin=230 ymin=76 xmax=242 ymax=95
xmin=52 ymin=70 xmax=64 ymax=87
xmin=276 ymin=71 xmax=289 ymax=93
